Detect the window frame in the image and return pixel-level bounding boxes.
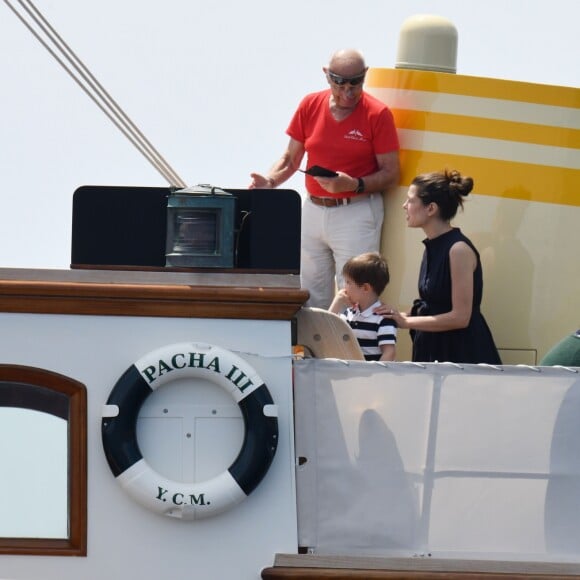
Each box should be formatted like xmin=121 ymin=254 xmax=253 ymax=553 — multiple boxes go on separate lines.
xmin=0 ymin=365 xmax=87 ymax=556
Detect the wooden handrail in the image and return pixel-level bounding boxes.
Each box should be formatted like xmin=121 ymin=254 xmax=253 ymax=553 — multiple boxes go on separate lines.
xmin=0 ymin=276 xmax=309 ymax=320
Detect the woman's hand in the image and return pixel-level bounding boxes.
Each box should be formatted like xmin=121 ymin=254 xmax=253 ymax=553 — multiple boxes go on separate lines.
xmin=373 ymin=303 xmax=409 ymax=329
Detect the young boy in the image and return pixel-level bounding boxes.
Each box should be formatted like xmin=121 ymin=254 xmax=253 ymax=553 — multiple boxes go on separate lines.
xmin=329 ymin=252 xmax=397 ymax=361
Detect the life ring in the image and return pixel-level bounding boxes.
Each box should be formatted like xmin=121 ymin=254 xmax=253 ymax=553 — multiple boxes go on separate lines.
xmin=101 ymin=342 xmax=278 ymax=520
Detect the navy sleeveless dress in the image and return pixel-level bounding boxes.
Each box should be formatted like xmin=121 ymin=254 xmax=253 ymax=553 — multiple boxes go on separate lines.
xmin=410 ymin=228 xmax=502 ymax=364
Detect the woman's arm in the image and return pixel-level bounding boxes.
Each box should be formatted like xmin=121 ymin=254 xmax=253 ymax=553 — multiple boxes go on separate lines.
xmin=376 ymin=241 xmax=476 ymax=331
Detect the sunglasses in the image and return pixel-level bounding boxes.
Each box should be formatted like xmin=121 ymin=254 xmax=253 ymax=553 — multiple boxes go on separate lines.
xmin=327 ymin=70 xmax=366 ymax=87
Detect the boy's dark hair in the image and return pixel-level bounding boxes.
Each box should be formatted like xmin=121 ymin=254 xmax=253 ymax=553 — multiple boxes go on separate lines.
xmin=342 ymin=252 xmax=390 ymax=295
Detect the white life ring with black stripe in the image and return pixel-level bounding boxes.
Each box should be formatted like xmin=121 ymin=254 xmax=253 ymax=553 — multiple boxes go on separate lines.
xmin=101 ymin=342 xmax=278 ymax=520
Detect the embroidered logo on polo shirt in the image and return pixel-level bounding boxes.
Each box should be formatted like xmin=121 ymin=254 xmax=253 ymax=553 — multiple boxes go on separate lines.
xmin=345 ymin=129 xmax=366 ymax=142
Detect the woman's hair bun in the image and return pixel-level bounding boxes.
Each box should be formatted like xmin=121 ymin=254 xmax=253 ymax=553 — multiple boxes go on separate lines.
xmin=447 ymin=169 xmax=473 ymax=197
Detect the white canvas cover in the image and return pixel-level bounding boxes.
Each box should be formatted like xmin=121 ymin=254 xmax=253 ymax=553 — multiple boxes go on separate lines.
xmin=294 ymin=359 xmax=580 ymax=562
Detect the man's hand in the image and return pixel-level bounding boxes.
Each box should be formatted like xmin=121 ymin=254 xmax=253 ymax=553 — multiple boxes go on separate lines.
xmin=315 ymin=172 xmax=357 ymax=194
xmin=249 ymin=173 xmax=274 ymax=189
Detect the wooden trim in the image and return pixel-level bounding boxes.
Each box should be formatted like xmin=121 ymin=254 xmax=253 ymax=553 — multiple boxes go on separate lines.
xmin=263 ymin=555 xmax=580 ymax=579
xmin=261 ymin=568 xmax=580 ymax=579
xmin=0 ymin=279 xmax=309 ymax=320
xmin=71 ymin=263 xmax=300 ymax=275
xmin=69 ymin=372 xmax=88 ymax=557
xmin=0 ymin=366 xmax=87 ymax=556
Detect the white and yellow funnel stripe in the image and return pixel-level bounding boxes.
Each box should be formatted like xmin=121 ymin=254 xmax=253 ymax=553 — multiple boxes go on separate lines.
xmin=366 ymin=68 xmax=579 ymax=364
xmin=366 ymin=68 xmax=580 ymax=207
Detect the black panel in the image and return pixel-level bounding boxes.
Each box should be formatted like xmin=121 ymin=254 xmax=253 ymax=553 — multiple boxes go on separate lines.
xmin=71 ymin=185 xmax=169 ymax=267
xmin=71 ymin=185 xmax=301 ymax=272
xmin=232 ymin=188 xmax=301 ymax=271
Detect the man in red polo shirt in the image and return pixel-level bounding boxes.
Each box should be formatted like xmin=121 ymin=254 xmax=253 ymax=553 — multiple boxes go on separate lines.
xmin=250 ymin=48 xmax=400 ymax=308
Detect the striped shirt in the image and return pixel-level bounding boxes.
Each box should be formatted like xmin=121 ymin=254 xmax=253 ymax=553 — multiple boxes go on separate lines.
xmin=342 ymin=300 xmax=397 ymax=361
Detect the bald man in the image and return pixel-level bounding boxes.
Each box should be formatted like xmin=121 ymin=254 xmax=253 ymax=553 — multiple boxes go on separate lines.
xmin=250 ymin=49 xmax=400 ymax=309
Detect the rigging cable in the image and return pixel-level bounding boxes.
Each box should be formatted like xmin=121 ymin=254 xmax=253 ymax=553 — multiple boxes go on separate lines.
xmin=3 ymin=0 xmax=187 ymax=188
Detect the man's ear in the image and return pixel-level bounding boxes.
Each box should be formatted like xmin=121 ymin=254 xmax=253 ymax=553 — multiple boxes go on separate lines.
xmin=362 ymin=282 xmax=372 ymax=292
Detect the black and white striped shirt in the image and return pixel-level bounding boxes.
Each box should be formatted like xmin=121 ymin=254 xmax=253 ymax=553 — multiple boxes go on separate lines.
xmin=342 ymin=300 xmax=397 ymax=361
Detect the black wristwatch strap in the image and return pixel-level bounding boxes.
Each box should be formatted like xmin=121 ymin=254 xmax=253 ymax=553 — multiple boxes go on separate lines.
xmin=355 ymin=177 xmax=365 ymax=193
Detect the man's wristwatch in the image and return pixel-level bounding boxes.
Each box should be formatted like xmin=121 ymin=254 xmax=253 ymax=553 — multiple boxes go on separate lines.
xmin=355 ymin=177 xmax=365 ymax=193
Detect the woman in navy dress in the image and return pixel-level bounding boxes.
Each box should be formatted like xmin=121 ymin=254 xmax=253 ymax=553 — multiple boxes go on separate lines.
xmin=377 ymin=169 xmax=501 ymax=364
